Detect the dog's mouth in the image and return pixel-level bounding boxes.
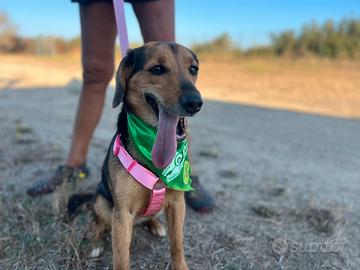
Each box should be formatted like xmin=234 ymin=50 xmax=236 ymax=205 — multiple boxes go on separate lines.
xmin=176 ymin=118 xmax=187 ymax=142
xmin=144 ymin=92 xmax=189 ymax=169
xmin=145 ymin=93 xmax=159 ymax=118
xmin=145 ymin=93 xmax=187 ymax=142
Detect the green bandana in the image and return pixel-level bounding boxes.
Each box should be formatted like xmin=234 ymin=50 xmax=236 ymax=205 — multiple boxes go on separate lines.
xmin=127 ymin=113 xmax=192 ymax=191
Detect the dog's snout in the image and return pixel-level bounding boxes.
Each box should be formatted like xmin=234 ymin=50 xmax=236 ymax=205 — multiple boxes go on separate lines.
xmin=180 ymin=93 xmax=203 ymax=114
xmin=180 ymin=81 xmax=203 ymax=114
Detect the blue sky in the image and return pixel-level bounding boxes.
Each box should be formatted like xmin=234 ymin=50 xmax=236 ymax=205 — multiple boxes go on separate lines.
xmin=0 ymin=0 xmax=359 ymax=48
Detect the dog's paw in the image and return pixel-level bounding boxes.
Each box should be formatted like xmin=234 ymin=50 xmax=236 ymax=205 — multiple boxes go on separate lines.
xmin=150 ymin=224 xmax=166 ymax=237
xmin=146 ymin=218 xmax=166 ymax=237
xmin=88 ymin=246 xmax=104 ymax=258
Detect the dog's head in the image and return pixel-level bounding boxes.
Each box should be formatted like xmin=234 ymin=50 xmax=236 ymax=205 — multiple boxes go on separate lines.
xmin=113 ymin=42 xmax=202 ymax=168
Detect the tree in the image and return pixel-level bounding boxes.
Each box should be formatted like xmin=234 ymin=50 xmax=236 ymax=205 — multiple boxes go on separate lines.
xmin=271 ymin=30 xmax=296 ymax=55
xmin=191 ymin=33 xmax=238 ymax=54
xmin=0 ymin=11 xmax=17 ymax=52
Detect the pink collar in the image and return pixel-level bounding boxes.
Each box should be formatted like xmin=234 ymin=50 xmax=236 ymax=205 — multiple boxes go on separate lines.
xmin=113 ymin=135 xmax=165 ymax=216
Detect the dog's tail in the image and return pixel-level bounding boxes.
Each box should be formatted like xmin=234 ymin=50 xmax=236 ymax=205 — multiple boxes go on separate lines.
xmin=67 ymin=193 xmax=95 ymax=218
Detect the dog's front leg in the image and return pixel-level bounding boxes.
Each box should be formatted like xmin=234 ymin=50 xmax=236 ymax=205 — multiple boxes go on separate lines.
xmin=165 ymin=191 xmax=189 ymax=270
xmin=112 ymin=208 xmax=134 ymax=270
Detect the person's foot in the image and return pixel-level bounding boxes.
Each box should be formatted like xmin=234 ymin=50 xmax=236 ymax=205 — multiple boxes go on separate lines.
xmin=27 ymin=164 xmax=90 ymax=197
xmin=185 ymin=175 xmax=215 ymax=213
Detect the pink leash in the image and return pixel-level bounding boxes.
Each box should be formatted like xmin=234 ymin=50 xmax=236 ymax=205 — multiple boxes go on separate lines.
xmin=112 ymin=1 xmax=166 ymax=216
xmin=113 ymin=0 xmax=129 ymax=57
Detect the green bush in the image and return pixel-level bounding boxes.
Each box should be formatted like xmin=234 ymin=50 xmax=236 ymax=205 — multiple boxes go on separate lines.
xmin=191 ymin=33 xmax=240 ymax=54
xmin=271 ymin=18 xmax=360 ymax=58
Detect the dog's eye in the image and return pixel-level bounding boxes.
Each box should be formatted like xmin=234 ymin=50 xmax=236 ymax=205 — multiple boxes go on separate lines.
xmin=189 ymin=65 xmax=199 ymax=75
xmin=149 ymin=65 xmax=167 ymax=75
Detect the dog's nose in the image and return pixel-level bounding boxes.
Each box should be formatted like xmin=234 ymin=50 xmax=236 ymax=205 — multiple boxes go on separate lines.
xmin=180 ymin=93 xmax=203 ymax=114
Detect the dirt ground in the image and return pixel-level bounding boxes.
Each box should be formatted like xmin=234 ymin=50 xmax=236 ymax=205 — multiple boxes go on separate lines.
xmin=1 ymin=85 xmax=360 ymax=269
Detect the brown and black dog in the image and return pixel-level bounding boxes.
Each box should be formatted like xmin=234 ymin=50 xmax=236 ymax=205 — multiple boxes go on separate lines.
xmin=68 ymin=42 xmax=202 ymax=270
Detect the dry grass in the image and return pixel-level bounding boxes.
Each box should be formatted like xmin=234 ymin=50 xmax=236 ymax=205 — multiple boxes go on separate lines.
xmin=1 ymin=52 xmax=359 ymax=118
xmin=0 ymin=119 xmax=349 ymax=270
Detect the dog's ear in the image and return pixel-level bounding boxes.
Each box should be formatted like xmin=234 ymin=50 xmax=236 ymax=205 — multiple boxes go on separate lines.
xmin=187 ymin=48 xmax=199 ymax=64
xmin=112 ymin=50 xmax=135 ymax=108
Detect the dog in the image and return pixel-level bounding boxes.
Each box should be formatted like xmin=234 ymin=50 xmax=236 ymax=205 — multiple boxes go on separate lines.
xmin=67 ymin=42 xmax=202 ymax=270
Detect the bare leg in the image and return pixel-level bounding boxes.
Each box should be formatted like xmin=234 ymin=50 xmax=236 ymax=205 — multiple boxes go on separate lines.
xmin=132 ymin=0 xmax=175 ymax=43
xmin=51 ymin=2 xmax=117 ymax=215
xmin=26 ymin=1 xmax=116 ymax=197
xmin=66 ymin=1 xmax=117 ymax=166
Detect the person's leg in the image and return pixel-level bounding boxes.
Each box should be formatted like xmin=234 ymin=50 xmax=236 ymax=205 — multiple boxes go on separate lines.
xmin=67 ymin=1 xmax=117 ymax=166
xmin=27 ymin=1 xmax=116 ymax=197
xmin=132 ymin=0 xmax=215 ymax=212
xmin=132 ymin=0 xmax=175 ymax=43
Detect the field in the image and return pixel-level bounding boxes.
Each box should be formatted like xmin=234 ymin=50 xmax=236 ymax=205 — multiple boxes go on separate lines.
xmin=1 ymin=53 xmax=360 ymax=269
xmin=1 ymin=53 xmax=360 ymax=118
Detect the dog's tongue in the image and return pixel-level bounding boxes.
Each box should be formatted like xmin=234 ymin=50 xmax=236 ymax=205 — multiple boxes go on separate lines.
xmin=152 ymin=107 xmax=179 ymax=169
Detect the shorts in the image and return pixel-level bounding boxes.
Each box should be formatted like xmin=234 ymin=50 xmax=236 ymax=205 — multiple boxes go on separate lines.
xmin=71 ymin=0 xmax=157 ymax=4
